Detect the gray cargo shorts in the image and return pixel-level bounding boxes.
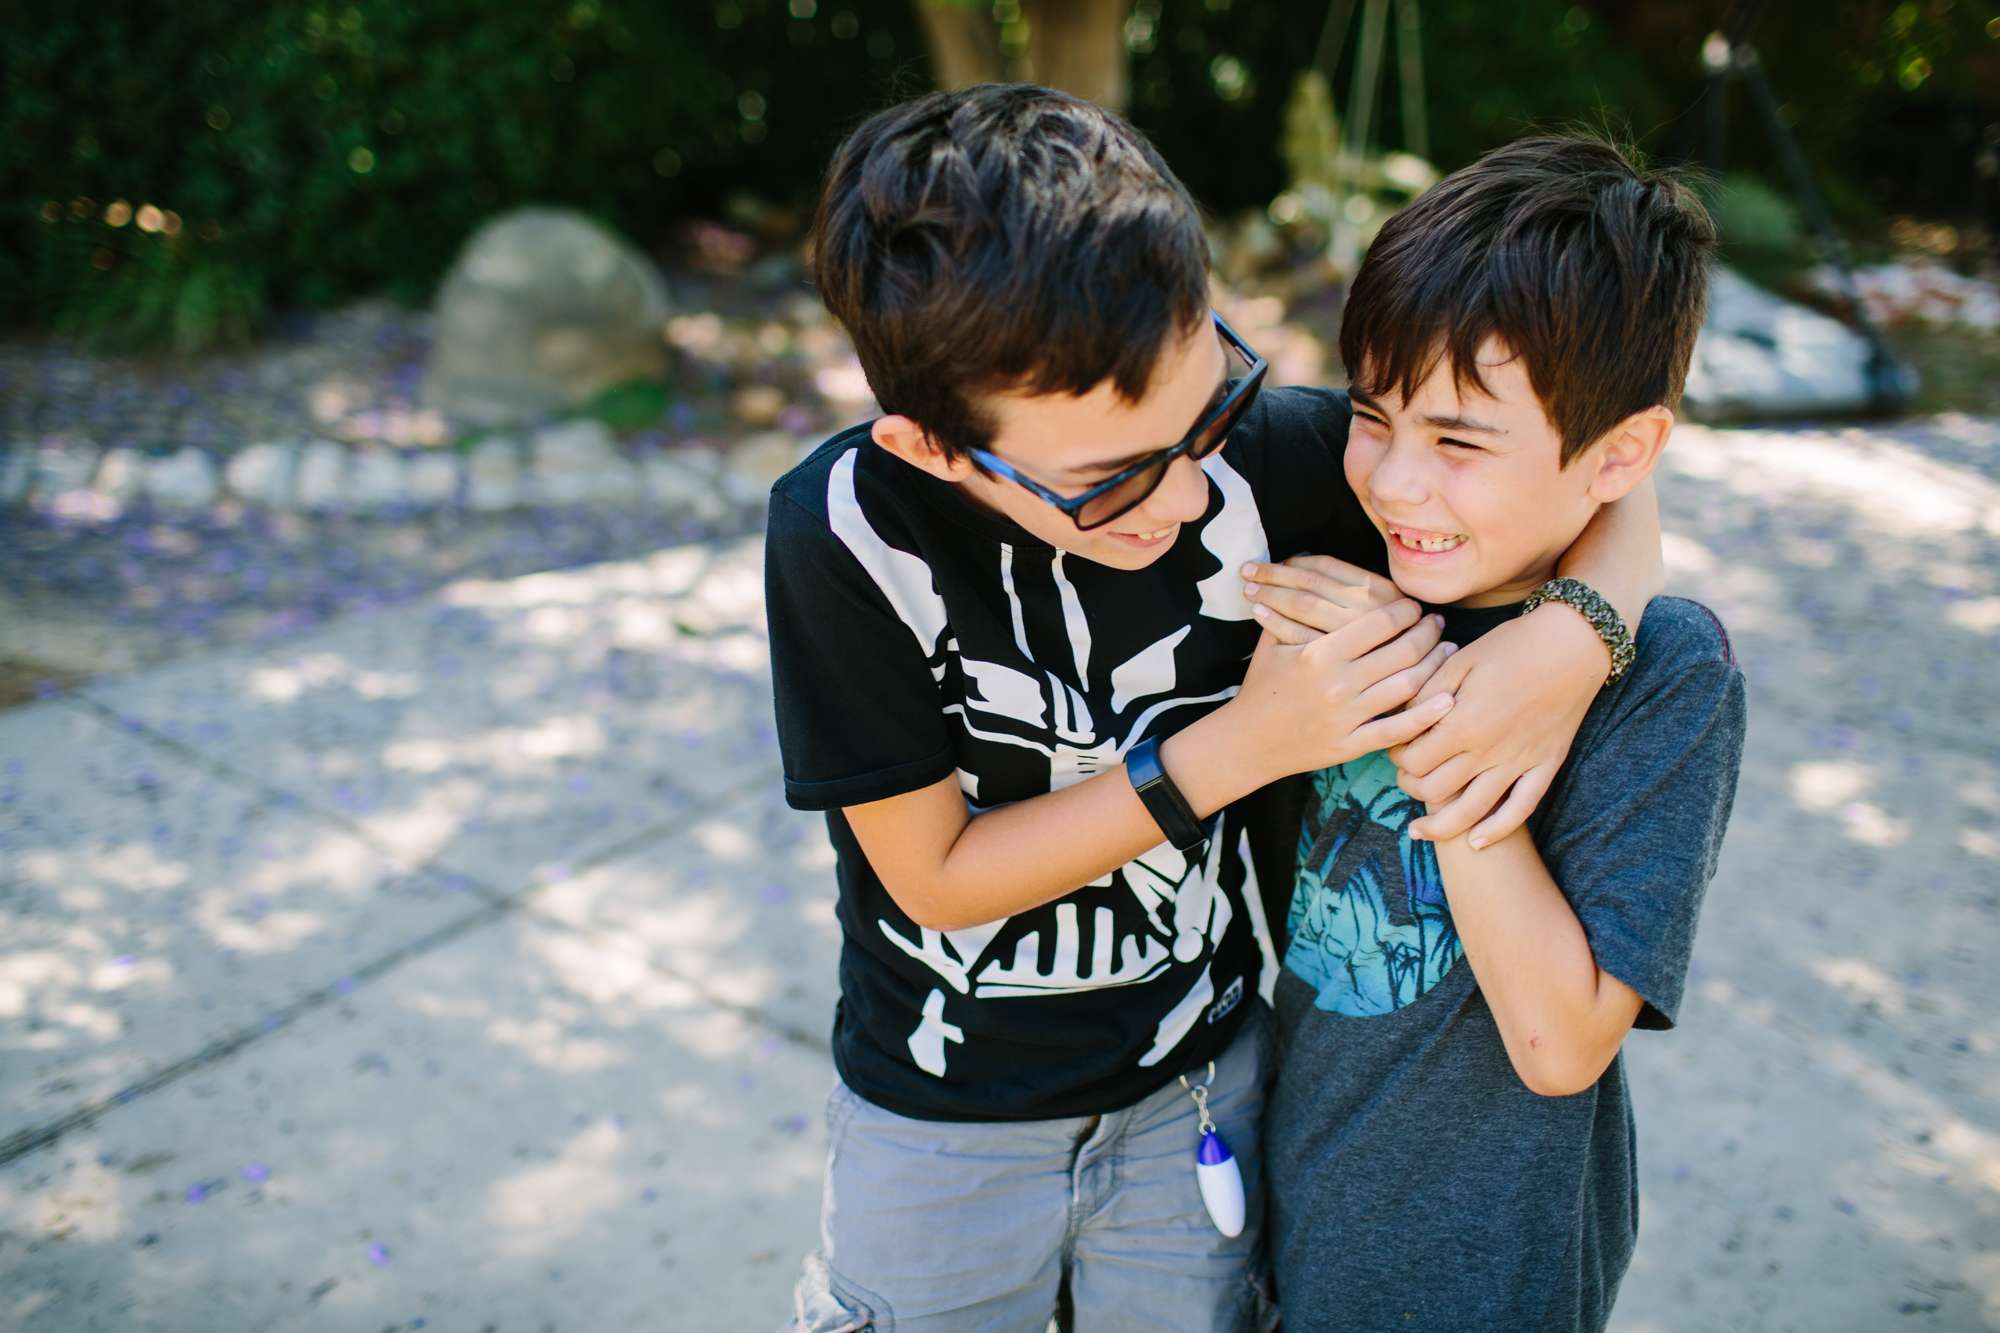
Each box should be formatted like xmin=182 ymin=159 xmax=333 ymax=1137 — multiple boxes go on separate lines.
xmin=782 ymin=1002 xmax=1277 ymax=1333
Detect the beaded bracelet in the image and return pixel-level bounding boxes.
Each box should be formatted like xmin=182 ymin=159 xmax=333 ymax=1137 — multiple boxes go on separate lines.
xmin=1520 ymin=577 xmax=1636 ymax=684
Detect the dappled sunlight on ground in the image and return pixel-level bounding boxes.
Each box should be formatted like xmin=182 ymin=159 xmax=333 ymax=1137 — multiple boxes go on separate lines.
xmin=1610 ymin=416 xmax=2000 ymax=1329
xmin=3 ymin=410 xmax=2000 ymax=1328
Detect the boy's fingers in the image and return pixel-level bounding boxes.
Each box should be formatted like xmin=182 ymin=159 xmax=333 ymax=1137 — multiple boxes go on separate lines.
xmin=1348 ymin=614 xmax=1443 ymax=686
xmin=1245 ymin=581 xmax=1361 ymax=633
xmin=1394 ymin=749 xmax=1478 ymax=805
xmin=1250 ymin=601 xmax=1322 ymax=645
xmin=1244 ymin=556 xmax=1373 ymax=593
xmin=1462 ymin=766 xmax=1556 ymax=848
xmin=1356 ymin=640 xmax=1452 ymax=716
xmin=1346 ymin=691 xmax=1454 ymax=754
xmin=1324 ymin=598 xmax=1428 ymax=659
xmin=1407 ymin=766 xmax=1513 ymax=842
xmin=1387 ymin=651 xmax=1475 ymax=776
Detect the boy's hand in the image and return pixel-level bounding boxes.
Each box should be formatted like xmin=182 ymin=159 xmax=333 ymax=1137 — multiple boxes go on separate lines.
xmin=1204 ymin=598 xmax=1454 ymax=790
xmin=1240 ymin=556 xmax=1403 ymax=645
xmin=1392 ymin=603 xmax=1608 ymax=846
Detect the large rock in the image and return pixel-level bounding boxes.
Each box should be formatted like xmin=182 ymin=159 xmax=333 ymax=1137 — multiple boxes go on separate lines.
xmin=423 ymin=208 xmax=672 ymax=427
xmin=1681 ymin=267 xmax=1882 ymax=422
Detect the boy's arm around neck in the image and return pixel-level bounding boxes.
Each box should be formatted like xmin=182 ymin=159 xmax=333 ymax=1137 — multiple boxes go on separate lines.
xmin=1394 ymin=479 xmax=1665 ymax=846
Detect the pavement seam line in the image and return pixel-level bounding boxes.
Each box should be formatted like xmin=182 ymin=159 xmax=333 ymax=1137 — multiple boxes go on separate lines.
xmin=0 ymin=744 xmax=784 ymax=1167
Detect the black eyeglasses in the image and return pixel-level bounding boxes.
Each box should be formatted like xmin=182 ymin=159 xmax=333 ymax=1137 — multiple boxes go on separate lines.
xmin=968 ymin=314 xmax=1268 ymax=531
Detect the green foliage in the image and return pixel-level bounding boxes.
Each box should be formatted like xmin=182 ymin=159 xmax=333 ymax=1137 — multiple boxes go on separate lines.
xmin=5 ymin=0 xmax=1994 ymax=352
xmin=1710 ymin=174 xmax=1807 ymax=287
xmin=1125 ymin=0 xmax=1996 ymax=226
xmin=578 ymin=378 xmax=672 ymax=432
xmin=2 ymin=0 xmax=926 ymax=346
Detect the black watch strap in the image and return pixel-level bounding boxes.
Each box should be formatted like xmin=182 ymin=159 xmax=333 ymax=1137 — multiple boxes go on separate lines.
xmin=1127 ymin=735 xmax=1210 ymax=853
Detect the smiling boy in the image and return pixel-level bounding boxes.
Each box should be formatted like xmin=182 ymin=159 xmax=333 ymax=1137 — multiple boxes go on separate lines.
xmin=768 ymin=91 xmax=1662 ymax=1333
xmin=1258 ymin=136 xmax=1747 ymax=1332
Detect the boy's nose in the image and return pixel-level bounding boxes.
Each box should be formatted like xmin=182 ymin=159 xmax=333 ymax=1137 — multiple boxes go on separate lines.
xmin=1130 ymin=453 xmax=1212 ymax=528
xmin=1369 ymin=440 xmax=1430 ymax=506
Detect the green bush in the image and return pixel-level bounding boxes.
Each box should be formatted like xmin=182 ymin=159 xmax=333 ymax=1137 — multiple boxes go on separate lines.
xmin=2 ymin=0 xmax=926 ymax=349
xmin=4 ymin=0 xmax=1993 ymax=354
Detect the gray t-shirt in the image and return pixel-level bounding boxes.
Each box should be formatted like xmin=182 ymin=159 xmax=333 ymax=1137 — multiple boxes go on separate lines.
xmin=1267 ymin=595 xmax=1747 ymax=1333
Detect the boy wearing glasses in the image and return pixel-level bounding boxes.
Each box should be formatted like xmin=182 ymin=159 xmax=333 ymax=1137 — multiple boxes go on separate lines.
xmin=768 ymin=87 xmax=1659 ymax=1333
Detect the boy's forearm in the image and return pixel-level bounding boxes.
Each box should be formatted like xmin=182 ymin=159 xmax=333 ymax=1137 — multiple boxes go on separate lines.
xmin=1430 ymin=824 xmax=1643 ymax=1097
xmin=843 ymin=702 xmax=1281 ymax=932
xmin=1555 ymin=476 xmax=1663 ymax=629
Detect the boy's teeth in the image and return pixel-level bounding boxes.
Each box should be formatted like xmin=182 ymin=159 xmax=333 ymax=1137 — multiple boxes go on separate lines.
xmin=1397 ymin=531 xmax=1464 ymax=553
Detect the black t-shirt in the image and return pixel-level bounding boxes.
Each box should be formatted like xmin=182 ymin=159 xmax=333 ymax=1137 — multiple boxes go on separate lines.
xmin=766 ymin=385 xmax=1370 ymax=1121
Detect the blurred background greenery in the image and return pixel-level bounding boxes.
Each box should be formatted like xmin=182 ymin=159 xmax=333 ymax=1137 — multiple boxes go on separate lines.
xmin=5 ymin=0 xmax=1997 ymax=355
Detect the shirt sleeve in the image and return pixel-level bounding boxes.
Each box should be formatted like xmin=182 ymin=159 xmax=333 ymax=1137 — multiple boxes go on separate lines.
xmin=1533 ymin=642 xmax=1748 ymax=1030
xmin=765 ymin=489 xmax=958 ymax=811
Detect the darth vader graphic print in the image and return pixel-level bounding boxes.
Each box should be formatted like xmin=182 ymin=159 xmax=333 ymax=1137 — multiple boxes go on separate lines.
xmin=767 ymin=388 xmax=1366 ymax=1121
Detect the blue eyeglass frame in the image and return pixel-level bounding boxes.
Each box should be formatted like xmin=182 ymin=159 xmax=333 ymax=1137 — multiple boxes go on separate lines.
xmin=967 ymin=314 xmax=1268 ymax=531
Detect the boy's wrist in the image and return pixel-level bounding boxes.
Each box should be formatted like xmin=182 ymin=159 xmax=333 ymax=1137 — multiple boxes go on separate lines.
xmin=1156 ymin=704 xmax=1270 ymax=819
xmin=1520 ymin=599 xmax=1613 ymax=686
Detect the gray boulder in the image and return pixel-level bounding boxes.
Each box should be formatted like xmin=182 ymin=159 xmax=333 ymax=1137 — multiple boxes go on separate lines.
xmin=423 ymin=208 xmax=672 ymax=427
xmin=1681 ymin=267 xmax=1878 ymax=422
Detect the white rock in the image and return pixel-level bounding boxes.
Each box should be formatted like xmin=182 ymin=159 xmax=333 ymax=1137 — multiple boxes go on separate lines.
xmin=143 ymin=448 xmax=219 ymax=511
xmin=28 ymin=440 xmax=99 ymax=507
xmin=532 ymin=419 xmax=639 ymax=504
xmin=294 ymin=439 xmax=350 ymax=512
xmin=422 ymin=207 xmax=672 ymax=426
xmin=346 ymin=446 xmax=409 ymax=511
xmin=722 ymin=431 xmax=801 ymax=506
xmin=1682 ymin=267 xmax=1880 ymax=422
xmin=467 ymin=436 xmax=524 ymax=512
xmin=91 ymin=448 xmax=145 ymax=506
xmin=226 ymin=441 xmax=300 ymax=507
xmin=0 ymin=448 xmax=31 ymax=503
xmin=405 ymin=450 xmax=462 ymax=507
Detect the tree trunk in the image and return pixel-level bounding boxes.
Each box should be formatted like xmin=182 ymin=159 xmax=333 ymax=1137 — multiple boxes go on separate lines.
xmin=913 ymin=2 xmax=1006 ymax=90
xmin=1025 ymin=0 xmax=1132 ymax=113
xmin=911 ymin=0 xmax=1134 ymax=112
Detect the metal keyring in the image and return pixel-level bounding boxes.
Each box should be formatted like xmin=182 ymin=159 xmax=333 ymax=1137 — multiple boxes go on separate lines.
xmin=1179 ymin=1061 xmax=1218 ymax=1135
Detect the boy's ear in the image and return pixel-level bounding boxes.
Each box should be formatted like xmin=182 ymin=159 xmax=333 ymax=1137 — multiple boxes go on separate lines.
xmin=872 ymin=415 xmax=980 ymax=483
xmin=1584 ymin=405 xmax=1673 ymax=504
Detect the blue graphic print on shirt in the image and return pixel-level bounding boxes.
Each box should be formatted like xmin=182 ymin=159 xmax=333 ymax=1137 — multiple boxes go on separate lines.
xmin=1284 ymin=750 xmax=1462 ymax=1015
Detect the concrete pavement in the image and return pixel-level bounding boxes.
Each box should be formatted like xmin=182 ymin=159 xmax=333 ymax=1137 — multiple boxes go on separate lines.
xmin=4 ymin=417 xmax=2000 ymax=1331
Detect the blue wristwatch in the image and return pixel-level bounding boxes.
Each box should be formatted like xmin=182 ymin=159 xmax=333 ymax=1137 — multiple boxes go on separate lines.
xmin=1126 ymin=735 xmax=1211 ymax=853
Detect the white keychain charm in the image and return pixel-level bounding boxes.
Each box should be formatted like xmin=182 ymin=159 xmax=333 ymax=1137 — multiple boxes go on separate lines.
xmin=1180 ymin=1063 xmax=1245 ymax=1237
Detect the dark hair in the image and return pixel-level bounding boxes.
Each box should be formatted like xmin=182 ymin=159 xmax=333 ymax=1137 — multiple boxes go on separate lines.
xmin=1339 ymin=134 xmax=1716 ymax=466
xmin=812 ymin=84 xmax=1210 ymax=460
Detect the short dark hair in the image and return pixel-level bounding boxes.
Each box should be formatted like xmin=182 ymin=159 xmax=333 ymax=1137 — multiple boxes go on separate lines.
xmin=1339 ymin=134 xmax=1716 ymax=466
xmin=812 ymin=84 xmax=1210 ymax=460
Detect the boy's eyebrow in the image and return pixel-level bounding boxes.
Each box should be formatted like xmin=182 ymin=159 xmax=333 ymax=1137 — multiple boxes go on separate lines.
xmin=1350 ymin=390 xmax=1507 ymax=435
xmin=1066 ymin=368 xmax=1232 ymax=476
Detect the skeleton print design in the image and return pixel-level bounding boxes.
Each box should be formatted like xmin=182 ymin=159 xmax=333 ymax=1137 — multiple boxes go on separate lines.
xmin=827 ymin=447 xmax=1272 ymax=1076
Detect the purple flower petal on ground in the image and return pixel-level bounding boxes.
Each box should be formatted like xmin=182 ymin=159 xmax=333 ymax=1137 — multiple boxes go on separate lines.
xmin=609 ymin=1116 xmax=625 ymax=1132
xmin=367 ymin=1242 xmax=392 ymax=1266
xmin=240 ymin=1164 xmax=269 ymax=1182
xmin=758 ymin=1037 xmax=780 ymax=1059
xmin=776 ymin=1114 xmax=808 ymax=1134
xmin=334 ymin=976 xmax=357 ymax=996
xmin=110 ymin=955 xmax=136 ymax=969
xmin=760 ymin=885 xmax=789 ymax=905
xmin=188 ymin=1183 xmax=207 ymax=1203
